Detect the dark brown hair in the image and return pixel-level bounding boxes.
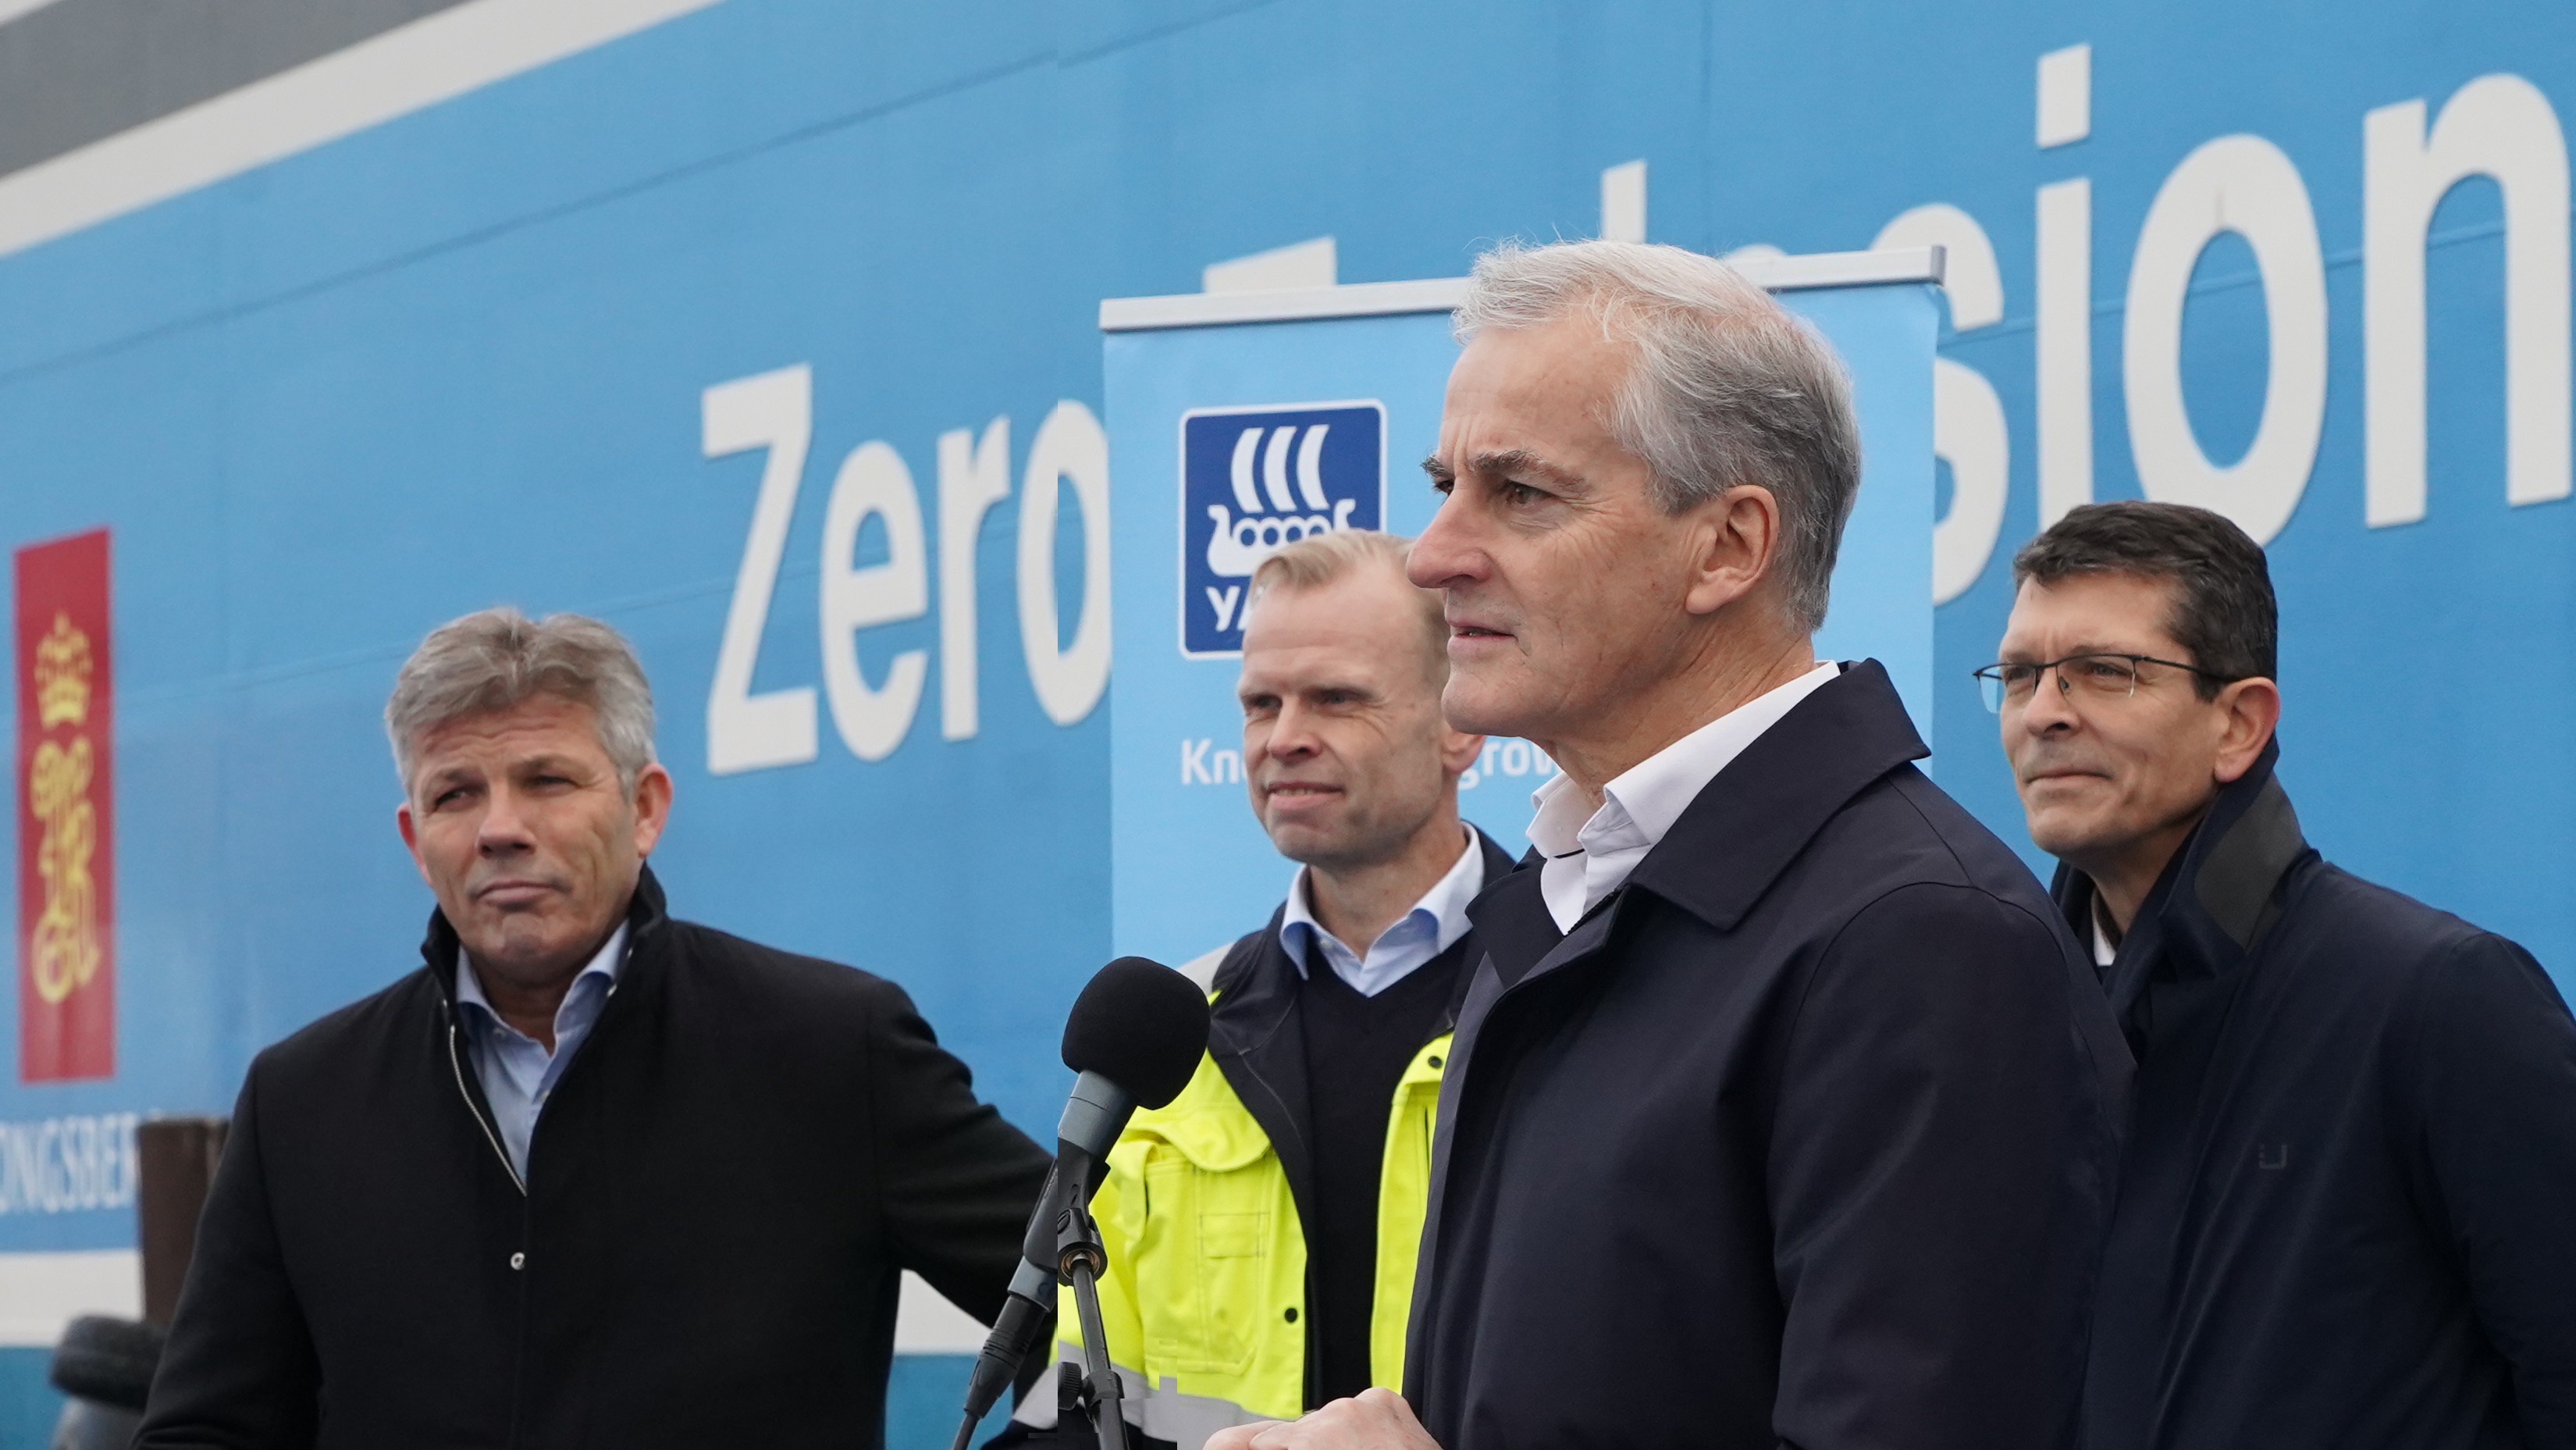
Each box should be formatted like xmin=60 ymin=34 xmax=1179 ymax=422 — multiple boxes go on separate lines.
xmin=2011 ymin=501 xmax=2275 ymax=697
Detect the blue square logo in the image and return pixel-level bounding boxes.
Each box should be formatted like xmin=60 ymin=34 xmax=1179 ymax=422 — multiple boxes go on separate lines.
xmin=1179 ymin=401 xmax=1386 ymax=657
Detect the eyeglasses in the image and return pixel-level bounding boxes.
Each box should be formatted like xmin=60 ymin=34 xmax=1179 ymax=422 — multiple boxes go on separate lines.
xmin=1972 ymin=654 xmax=2229 ymax=714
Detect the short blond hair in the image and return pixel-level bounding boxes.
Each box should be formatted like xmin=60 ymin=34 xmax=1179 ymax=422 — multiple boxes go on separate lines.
xmin=1246 ymin=530 xmax=1446 ymax=675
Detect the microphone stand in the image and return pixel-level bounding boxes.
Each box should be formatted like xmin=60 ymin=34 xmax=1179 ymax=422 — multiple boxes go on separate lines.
xmin=1056 ymin=1194 xmax=1128 ymax=1450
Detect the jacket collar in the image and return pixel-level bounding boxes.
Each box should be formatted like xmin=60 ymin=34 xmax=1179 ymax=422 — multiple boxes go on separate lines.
xmin=1461 ymin=661 xmax=1926 ymax=997
xmin=2051 ymin=739 xmax=2313 ymax=1017
xmin=1201 ymin=826 xmax=1521 ymax=1259
xmin=1205 ymin=901 xmax=1313 ymax=1187
xmin=1627 ymin=658 xmax=1930 ymax=933
xmin=1218 ymin=827 xmax=1519 ymax=1040
xmin=421 ymin=864 xmax=672 ymax=1010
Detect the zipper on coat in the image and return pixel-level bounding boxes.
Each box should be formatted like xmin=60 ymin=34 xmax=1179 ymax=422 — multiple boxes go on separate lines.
xmin=447 ymin=1019 xmax=527 ymax=1196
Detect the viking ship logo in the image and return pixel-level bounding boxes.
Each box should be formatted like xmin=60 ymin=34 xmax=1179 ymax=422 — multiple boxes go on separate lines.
xmin=1179 ymin=401 xmax=1385 ymax=657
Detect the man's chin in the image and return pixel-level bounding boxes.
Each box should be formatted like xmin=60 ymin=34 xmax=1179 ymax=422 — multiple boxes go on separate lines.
xmin=1265 ymin=821 xmax=1343 ymax=863
xmin=461 ymin=920 xmax=589 ymax=986
xmin=2024 ymin=808 xmax=2118 ymax=865
xmin=1439 ymin=675 xmax=1542 ymax=741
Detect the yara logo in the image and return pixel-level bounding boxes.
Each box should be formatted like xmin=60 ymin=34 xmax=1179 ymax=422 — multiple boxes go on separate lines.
xmin=1204 ymin=423 xmax=1361 ymax=577
xmin=1180 ymin=401 xmax=1384 ymax=657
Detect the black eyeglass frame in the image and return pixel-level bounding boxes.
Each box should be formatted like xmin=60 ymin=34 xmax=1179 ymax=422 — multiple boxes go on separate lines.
xmin=1970 ymin=653 xmax=2236 ymax=714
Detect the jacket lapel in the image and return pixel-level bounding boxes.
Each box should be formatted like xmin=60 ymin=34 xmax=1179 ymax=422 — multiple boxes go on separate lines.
xmin=1206 ymin=907 xmax=1319 ymax=1244
xmin=2051 ymin=740 xmax=2315 ymax=1043
xmin=1461 ymin=854 xmax=1565 ymax=991
xmin=1423 ymin=827 xmax=1534 ymax=1039
xmin=1625 ymin=658 xmax=1930 ymax=934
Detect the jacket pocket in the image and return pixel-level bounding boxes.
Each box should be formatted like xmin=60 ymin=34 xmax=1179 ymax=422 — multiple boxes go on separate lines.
xmin=1136 ymin=1154 xmax=1279 ymax=1376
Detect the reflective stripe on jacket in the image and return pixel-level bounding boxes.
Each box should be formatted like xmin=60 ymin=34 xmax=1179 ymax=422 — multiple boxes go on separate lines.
xmin=1064 ymin=1028 xmax=1448 ymax=1425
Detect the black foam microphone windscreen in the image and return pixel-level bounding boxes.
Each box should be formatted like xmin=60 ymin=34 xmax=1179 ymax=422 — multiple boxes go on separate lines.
xmin=1059 ymin=956 xmax=1210 ymax=1109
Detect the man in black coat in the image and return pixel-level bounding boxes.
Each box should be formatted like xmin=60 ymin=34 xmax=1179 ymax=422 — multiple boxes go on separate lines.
xmin=1210 ymin=241 xmax=2126 ymax=1450
xmin=139 ymin=607 xmax=1051 ymax=1450
xmin=1019 ymin=529 xmax=1517 ymax=1449
xmin=1987 ymin=501 xmax=2576 ymax=1449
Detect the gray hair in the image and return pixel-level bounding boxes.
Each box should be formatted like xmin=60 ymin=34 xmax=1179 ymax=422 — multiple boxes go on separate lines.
xmin=1245 ymin=529 xmax=1447 ymax=679
xmin=386 ymin=607 xmax=656 ymax=793
xmin=1453 ymin=240 xmax=1862 ymax=632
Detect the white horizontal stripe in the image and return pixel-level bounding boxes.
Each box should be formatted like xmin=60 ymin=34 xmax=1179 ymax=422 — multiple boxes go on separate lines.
xmin=0 ymin=0 xmax=721 ymax=259
xmin=1735 ymin=244 xmax=1948 ymax=291
xmin=1100 ymin=277 xmax=1470 ymax=332
xmin=894 ymin=1269 xmax=987 ymax=1355
xmin=0 ymin=1249 xmax=141 ymax=1346
xmin=1096 ymin=246 xmax=1951 ymax=333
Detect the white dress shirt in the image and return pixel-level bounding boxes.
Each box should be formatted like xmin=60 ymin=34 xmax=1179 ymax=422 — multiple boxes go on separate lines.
xmin=1279 ymin=825 xmax=1487 ymax=997
xmin=1528 ymin=661 xmax=1841 ymax=934
xmin=454 ymin=922 xmax=628 ymax=1181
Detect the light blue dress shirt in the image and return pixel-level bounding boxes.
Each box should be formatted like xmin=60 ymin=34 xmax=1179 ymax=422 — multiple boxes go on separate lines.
xmin=1277 ymin=825 xmax=1485 ymax=997
xmin=453 ymin=922 xmax=627 ymax=1181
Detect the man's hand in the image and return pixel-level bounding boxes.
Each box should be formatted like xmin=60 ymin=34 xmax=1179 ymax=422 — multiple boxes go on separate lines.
xmin=1203 ymin=1389 xmax=1443 ymax=1450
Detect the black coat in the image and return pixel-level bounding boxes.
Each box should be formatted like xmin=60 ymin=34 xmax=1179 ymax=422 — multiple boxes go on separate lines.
xmin=2069 ymin=743 xmax=2576 ymax=1450
xmin=138 ymin=867 xmax=1051 ymax=1450
xmin=1405 ymin=661 xmax=2129 ymax=1450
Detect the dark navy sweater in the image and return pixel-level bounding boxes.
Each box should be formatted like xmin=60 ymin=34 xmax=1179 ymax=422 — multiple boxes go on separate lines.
xmin=2064 ymin=743 xmax=2576 ymax=1450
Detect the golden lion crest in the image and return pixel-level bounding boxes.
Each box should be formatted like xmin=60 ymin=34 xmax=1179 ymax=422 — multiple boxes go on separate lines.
xmin=34 ymin=613 xmax=91 ymax=730
xmin=27 ymin=613 xmax=100 ymax=1005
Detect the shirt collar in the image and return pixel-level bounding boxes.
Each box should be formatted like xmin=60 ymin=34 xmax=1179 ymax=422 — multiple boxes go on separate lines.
xmin=455 ymin=921 xmax=628 ymax=1037
xmin=1528 ymin=661 xmax=1841 ymax=860
xmin=1278 ymin=824 xmax=1487 ymax=976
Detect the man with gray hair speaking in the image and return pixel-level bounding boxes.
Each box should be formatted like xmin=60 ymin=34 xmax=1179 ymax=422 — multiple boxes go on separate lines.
xmin=138 ymin=607 xmax=1050 ymax=1449
xmin=1211 ymin=241 xmax=2126 ymax=1450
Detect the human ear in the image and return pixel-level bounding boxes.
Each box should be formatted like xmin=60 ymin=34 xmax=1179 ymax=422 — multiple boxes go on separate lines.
xmin=396 ymin=802 xmax=435 ymax=886
xmin=630 ymin=764 xmax=675 ymax=856
xmin=1682 ymin=485 xmax=1779 ymax=617
xmin=1440 ymin=728 xmax=1487 ymax=778
xmin=2210 ymin=677 xmax=2282 ymax=783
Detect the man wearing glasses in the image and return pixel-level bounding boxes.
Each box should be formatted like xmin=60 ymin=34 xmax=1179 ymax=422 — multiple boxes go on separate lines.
xmin=1984 ymin=501 xmax=2576 ymax=1450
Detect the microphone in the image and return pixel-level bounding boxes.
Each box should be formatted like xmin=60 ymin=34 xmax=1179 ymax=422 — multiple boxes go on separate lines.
xmin=950 ymin=957 xmax=1211 ymax=1450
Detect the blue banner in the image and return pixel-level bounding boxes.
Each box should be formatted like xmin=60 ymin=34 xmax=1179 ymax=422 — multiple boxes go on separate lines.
xmin=0 ymin=0 xmax=2568 ymax=1356
xmin=1105 ymin=274 xmax=1936 ymax=968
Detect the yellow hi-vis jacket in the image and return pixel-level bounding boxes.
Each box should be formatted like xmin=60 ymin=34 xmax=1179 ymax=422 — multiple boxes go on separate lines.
xmin=1060 ymin=1011 xmax=1450 ymax=1425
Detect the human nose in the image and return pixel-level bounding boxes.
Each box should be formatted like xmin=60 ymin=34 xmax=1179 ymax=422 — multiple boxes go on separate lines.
xmin=476 ymin=783 xmax=537 ymax=854
xmin=1265 ymin=700 xmax=1322 ymax=761
xmin=2018 ymin=664 xmax=2083 ymax=733
xmin=1407 ymin=490 xmax=1484 ymax=591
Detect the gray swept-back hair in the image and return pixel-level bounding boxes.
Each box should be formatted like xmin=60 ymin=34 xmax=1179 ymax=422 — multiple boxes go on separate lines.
xmin=386 ymin=607 xmax=656 ymax=793
xmin=1453 ymin=240 xmax=1862 ymax=632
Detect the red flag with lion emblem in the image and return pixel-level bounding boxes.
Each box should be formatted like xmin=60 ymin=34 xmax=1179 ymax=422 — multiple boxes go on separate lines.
xmin=17 ymin=529 xmax=114 ymax=1081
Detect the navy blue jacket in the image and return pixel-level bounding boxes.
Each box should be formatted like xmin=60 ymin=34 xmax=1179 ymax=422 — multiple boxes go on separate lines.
xmin=2069 ymin=743 xmax=2576 ymax=1450
xmin=1406 ymin=661 xmax=2129 ymax=1450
